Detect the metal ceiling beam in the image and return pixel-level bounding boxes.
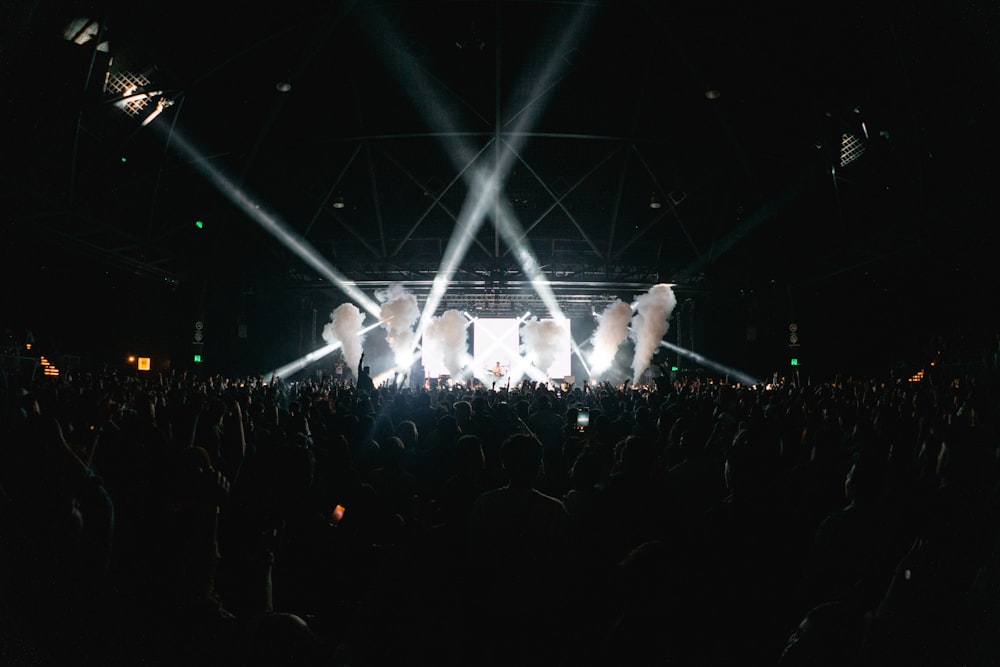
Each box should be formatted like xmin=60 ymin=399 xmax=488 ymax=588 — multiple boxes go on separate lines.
xmin=303 ymin=142 xmax=363 ymax=237
xmin=381 ymin=141 xmax=494 ymax=258
xmin=675 ymin=177 xmax=805 ymax=282
xmin=363 ymin=141 xmax=387 ymax=257
xmin=631 ymin=145 xmax=702 ymax=263
xmin=7 ymin=178 xmax=184 ymax=280
xmin=501 ymin=139 xmax=612 ymax=259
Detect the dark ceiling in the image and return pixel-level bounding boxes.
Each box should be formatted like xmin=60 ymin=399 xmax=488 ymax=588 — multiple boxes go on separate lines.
xmin=3 ymin=1 xmax=999 ymax=374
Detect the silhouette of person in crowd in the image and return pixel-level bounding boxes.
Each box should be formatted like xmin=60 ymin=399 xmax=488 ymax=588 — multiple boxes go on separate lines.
xmin=2 ymin=334 xmax=999 ymax=666
xmin=357 ymin=352 xmax=375 ymax=394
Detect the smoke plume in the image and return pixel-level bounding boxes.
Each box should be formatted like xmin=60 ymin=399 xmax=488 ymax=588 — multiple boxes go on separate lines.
xmin=521 ymin=317 xmax=569 ymax=376
xmin=588 ymin=299 xmax=633 ymax=376
xmin=375 ymin=283 xmax=421 ymax=369
xmin=423 ymin=309 xmax=469 ymax=378
xmin=322 ymin=302 xmax=367 ymax=378
xmin=629 ymin=283 xmax=677 ymax=386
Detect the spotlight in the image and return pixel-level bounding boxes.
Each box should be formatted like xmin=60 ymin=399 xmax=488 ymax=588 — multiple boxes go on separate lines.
xmin=141 ymin=95 xmax=173 ymax=126
xmin=332 ymin=194 xmax=345 ymax=209
xmin=649 ymin=194 xmax=662 ymax=210
xmin=840 ymin=133 xmax=866 ymax=167
xmin=276 ymin=77 xmax=292 ymax=93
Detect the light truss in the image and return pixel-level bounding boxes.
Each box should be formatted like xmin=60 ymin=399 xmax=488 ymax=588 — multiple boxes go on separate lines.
xmin=283 ymin=278 xmax=666 ymax=319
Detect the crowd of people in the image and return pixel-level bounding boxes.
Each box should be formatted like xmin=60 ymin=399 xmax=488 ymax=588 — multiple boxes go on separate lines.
xmin=1 ymin=349 xmax=999 ymax=666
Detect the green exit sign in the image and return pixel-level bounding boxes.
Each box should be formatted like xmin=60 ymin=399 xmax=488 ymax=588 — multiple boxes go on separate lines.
xmin=194 ymin=354 xmax=202 ymax=363
xmin=790 ymin=358 xmax=799 ymax=366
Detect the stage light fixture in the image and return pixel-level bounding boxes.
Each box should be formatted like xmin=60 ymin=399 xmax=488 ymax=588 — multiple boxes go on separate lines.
xmin=141 ymin=96 xmax=173 ymax=126
xmin=63 ymin=18 xmax=100 ymax=46
xmin=104 ymin=61 xmax=173 ymax=127
xmin=840 ymin=133 xmax=866 ymax=167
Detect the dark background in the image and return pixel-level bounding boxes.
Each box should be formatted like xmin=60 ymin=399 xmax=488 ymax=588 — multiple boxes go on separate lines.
xmin=3 ymin=1 xmax=999 ymax=379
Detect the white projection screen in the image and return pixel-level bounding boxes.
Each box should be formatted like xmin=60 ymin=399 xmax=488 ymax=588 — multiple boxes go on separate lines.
xmin=473 ymin=318 xmax=521 ymax=381
xmin=421 ymin=317 xmax=572 ymax=381
xmin=474 ymin=318 xmax=572 ymax=382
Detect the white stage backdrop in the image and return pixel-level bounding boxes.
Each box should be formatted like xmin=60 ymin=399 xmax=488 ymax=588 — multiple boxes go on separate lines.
xmin=473 ymin=318 xmax=572 ymax=382
xmin=421 ymin=317 xmax=572 ymax=381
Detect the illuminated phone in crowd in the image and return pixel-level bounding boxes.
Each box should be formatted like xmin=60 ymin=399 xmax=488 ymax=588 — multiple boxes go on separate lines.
xmin=576 ymin=407 xmax=590 ymax=431
xmin=330 ymin=504 xmax=346 ymax=525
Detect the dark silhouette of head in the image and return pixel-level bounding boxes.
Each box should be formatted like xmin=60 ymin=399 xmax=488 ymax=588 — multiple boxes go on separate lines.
xmin=394 ymin=420 xmax=418 ymax=450
xmin=501 ymin=433 xmax=543 ymax=488
xmin=570 ymin=451 xmax=603 ymax=489
xmin=245 ymin=612 xmax=326 ymax=666
xmin=618 ymin=435 xmax=657 ymax=474
xmin=779 ymin=601 xmax=863 ymax=666
xmin=378 ymin=435 xmax=405 ymax=469
xmin=455 ymin=434 xmax=485 ymax=476
xmin=454 ymin=400 xmax=473 ymax=423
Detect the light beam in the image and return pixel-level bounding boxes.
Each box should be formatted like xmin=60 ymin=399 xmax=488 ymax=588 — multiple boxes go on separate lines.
xmin=659 ymin=340 xmax=761 ymax=386
xmin=268 ymin=320 xmax=385 ymax=379
xmin=368 ymin=5 xmax=596 ymax=342
xmin=151 ymin=125 xmax=382 ymax=317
